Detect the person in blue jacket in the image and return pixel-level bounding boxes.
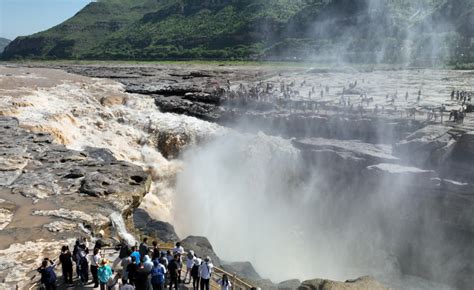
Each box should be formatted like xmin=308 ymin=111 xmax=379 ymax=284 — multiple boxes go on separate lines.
xmin=37 ymin=258 xmax=57 ymax=290
xmin=130 ymin=246 xmax=141 ymax=265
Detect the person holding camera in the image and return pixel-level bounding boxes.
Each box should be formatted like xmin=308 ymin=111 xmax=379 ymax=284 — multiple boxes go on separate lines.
xmin=37 ymin=258 xmax=57 ymax=290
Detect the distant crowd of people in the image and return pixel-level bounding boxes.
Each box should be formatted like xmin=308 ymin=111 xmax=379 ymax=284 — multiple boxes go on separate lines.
xmin=36 ymin=237 xmax=232 ymax=290
xmin=451 ymin=89 xmax=472 ymax=104
xmin=219 ymin=78 xmax=473 ymax=124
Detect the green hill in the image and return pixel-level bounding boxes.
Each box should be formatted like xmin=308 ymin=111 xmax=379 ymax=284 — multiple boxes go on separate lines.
xmin=2 ymin=0 xmax=473 ymax=65
xmin=1 ymin=0 xmax=162 ymax=59
xmin=0 ymin=38 xmax=10 ymax=53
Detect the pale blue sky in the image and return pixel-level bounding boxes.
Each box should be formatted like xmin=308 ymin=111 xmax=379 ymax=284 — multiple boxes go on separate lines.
xmin=0 ymin=0 xmax=91 ymax=40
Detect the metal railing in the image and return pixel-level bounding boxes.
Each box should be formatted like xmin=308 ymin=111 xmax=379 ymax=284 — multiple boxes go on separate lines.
xmin=148 ymin=244 xmax=256 ymax=290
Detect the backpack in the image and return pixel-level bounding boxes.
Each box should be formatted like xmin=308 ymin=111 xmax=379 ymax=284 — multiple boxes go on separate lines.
xmin=151 ymin=266 xmax=165 ymax=285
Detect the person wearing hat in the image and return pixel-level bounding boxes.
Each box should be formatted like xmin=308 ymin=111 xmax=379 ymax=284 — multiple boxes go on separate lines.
xmin=191 ymin=256 xmax=202 ymax=290
xmin=198 ymin=256 xmax=213 ymax=290
xmin=98 ymin=258 xmax=113 ymax=290
xmin=184 ymin=250 xmax=195 ymax=284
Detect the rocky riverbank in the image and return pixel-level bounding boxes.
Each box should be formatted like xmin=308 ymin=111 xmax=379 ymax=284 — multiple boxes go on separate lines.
xmin=0 ymin=116 xmax=150 ymax=288
xmin=1 ymin=63 xmax=473 ymax=289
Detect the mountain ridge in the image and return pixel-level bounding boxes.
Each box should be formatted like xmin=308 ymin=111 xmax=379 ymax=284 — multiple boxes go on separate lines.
xmin=0 ymin=38 xmax=11 ymax=53
xmin=1 ymin=0 xmax=473 ymax=65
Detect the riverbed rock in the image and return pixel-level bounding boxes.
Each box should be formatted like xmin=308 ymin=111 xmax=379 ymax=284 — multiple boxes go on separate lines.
xmin=393 ymin=125 xmax=454 ymax=168
xmin=33 ymin=208 xmax=110 ymax=228
xmin=100 ymin=95 xmax=126 ymax=107
xmin=132 ymin=208 xmax=179 ymax=242
xmin=441 ymin=131 xmax=474 ymax=181
xmin=0 ymin=116 xmax=150 ymax=289
xmin=221 ymin=261 xmax=261 ymax=281
xmin=277 ymin=279 xmax=302 ymax=290
xmin=181 ymin=236 xmax=222 ymax=266
xmin=298 ymin=276 xmax=388 ymax=290
xmin=294 ymin=138 xmax=399 ymax=188
xmin=43 ymin=220 xmax=77 ymax=232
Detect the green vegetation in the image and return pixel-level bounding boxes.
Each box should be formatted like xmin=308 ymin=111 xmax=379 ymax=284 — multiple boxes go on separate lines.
xmin=1 ymin=0 xmax=473 ymax=65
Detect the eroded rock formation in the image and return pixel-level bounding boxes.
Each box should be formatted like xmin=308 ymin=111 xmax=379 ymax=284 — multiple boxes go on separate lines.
xmin=0 ymin=117 xmax=150 ymax=288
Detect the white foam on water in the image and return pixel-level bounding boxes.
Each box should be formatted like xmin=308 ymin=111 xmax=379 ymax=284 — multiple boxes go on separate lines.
xmin=109 ymin=212 xmax=136 ymax=247
xmin=1 ymin=67 xmax=225 ymax=223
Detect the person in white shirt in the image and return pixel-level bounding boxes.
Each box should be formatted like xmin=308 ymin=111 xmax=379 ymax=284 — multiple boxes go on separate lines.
xmin=199 ymin=256 xmax=213 ymax=290
xmin=172 ymin=242 xmax=184 ymax=255
xmin=90 ymin=247 xmax=102 ymax=287
xmin=184 ymin=250 xmax=195 ymax=284
xmin=172 ymin=242 xmax=184 ymax=282
xmin=191 ymin=257 xmax=202 ymax=289
xmin=216 ymin=274 xmax=232 ymax=290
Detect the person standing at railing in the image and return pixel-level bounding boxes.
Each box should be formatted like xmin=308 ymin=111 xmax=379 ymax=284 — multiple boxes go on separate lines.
xmin=144 ymin=255 xmax=154 ymax=272
xmin=184 ymin=250 xmax=195 ymax=284
xmin=135 ymin=260 xmax=151 ymax=290
xmin=127 ymin=256 xmax=139 ymax=286
xmin=98 ymin=259 xmax=113 ymax=290
xmin=114 ymin=239 xmax=131 ymax=270
xmin=75 ymin=243 xmax=90 ymax=285
xmin=190 ymin=256 xmax=202 ymax=290
xmin=166 ymin=250 xmax=173 ymax=265
xmin=159 ymin=252 xmax=169 ymax=268
xmin=151 ymin=241 xmax=160 ymax=261
xmin=59 ymin=245 xmax=73 ymax=285
xmin=91 ymin=247 xmax=102 ymax=288
xmin=72 ymin=239 xmax=84 ymax=279
xmin=139 ymin=238 xmax=150 ymax=258
xmin=151 ymin=259 xmax=167 ymax=290
xmin=215 ymin=274 xmax=232 ymax=290
xmin=199 ymin=257 xmax=213 ymax=290
xmin=172 ymin=242 xmax=184 ymax=283
xmin=121 ymin=253 xmax=133 ymax=284
xmin=167 ymin=253 xmax=181 ymax=290
xmin=172 ymin=242 xmax=184 ymax=255
xmin=37 ymin=258 xmax=57 ymax=290
xmin=131 ymin=246 xmax=141 ymax=265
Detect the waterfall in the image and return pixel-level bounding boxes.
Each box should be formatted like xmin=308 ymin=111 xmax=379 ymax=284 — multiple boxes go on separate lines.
xmin=109 ymin=212 xmax=136 ymax=246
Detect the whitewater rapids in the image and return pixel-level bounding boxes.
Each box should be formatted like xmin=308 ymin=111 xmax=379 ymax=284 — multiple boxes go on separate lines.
xmin=0 ymin=65 xmax=459 ymax=290
xmin=0 ymin=65 xmax=224 ymax=223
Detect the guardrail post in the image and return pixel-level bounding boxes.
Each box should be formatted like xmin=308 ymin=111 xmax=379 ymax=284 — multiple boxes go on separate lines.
xmin=232 ymin=273 xmax=236 ymax=289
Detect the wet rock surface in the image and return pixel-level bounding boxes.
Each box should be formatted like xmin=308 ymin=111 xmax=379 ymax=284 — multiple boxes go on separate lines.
xmin=0 ymin=116 xmax=150 ymax=288
xmin=132 ymin=208 xmax=179 ymax=242
xmin=220 ymin=261 xmax=261 ymax=281
xmin=5 ymin=64 xmax=474 ymax=289
xmin=43 ymin=64 xmax=432 ymax=142
xmin=298 ymin=276 xmax=388 ymax=290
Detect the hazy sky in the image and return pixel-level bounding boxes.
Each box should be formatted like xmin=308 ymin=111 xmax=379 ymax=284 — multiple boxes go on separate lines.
xmin=0 ymin=0 xmax=91 ymax=40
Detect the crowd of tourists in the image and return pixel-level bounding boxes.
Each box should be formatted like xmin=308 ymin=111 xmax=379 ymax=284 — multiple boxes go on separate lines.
xmin=36 ymin=237 xmax=233 ymax=290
